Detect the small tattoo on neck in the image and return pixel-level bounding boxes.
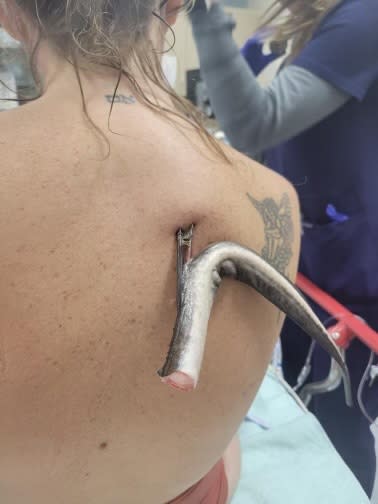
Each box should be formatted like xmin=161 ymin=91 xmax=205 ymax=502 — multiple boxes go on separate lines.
xmin=105 ymin=94 xmax=136 ymax=105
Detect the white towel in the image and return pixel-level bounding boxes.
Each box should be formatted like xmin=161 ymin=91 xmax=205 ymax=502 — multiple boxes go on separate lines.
xmin=232 ymin=368 xmax=370 ymax=504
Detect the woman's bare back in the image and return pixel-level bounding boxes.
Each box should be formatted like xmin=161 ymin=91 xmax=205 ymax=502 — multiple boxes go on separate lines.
xmin=0 ymin=90 xmax=300 ymax=503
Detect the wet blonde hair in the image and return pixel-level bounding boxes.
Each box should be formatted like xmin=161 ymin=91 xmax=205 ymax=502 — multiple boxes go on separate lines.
xmin=260 ymin=0 xmax=341 ymax=59
xmin=7 ymin=0 xmax=227 ymax=159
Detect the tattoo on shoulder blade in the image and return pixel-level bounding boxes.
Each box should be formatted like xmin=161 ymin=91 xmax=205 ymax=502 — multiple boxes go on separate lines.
xmin=247 ymin=192 xmax=294 ymax=275
xmin=105 ymin=94 xmax=136 ymax=105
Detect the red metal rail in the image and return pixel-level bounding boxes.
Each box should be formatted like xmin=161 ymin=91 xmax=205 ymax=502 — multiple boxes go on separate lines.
xmin=297 ymin=273 xmax=378 ymax=354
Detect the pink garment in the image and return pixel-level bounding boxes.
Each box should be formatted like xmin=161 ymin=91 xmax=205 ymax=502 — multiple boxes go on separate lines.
xmin=167 ymin=459 xmax=228 ymax=504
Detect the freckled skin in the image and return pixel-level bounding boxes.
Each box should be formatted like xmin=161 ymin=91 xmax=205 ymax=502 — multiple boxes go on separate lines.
xmin=0 ymin=75 xmax=301 ymax=504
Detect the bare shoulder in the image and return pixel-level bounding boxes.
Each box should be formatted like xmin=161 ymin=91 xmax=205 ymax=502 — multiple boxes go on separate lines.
xmin=190 ymin=144 xmax=301 ymax=282
xmin=224 ymin=144 xmax=299 ymax=207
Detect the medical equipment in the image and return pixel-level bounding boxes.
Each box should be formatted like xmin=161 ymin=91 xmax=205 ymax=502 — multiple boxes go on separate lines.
xmin=295 ymin=274 xmax=378 ymax=503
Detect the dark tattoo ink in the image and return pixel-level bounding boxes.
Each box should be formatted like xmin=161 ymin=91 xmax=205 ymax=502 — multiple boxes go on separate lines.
xmin=105 ymin=94 xmax=136 ymax=105
xmin=247 ymin=192 xmax=294 ymax=275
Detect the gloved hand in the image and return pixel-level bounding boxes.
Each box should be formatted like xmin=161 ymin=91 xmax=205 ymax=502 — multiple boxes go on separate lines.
xmin=189 ymin=0 xmax=236 ymax=32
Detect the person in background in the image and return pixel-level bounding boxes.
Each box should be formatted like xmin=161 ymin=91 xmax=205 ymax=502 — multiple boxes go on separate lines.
xmin=189 ymin=0 xmax=378 ymax=494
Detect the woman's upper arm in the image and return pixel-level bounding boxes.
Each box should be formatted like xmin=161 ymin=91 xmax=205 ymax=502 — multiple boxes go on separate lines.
xmin=197 ymin=156 xmax=301 ymax=284
xmin=238 ymin=171 xmax=301 ymax=283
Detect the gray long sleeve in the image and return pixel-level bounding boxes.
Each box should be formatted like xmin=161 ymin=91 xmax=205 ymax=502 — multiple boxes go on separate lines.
xmin=190 ymin=4 xmax=350 ymax=158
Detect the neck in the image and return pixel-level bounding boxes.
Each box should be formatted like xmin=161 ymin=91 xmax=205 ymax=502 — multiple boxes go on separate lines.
xmin=31 ymin=41 xmax=167 ymax=109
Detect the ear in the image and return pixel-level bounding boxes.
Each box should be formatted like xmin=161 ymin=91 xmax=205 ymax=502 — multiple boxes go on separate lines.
xmin=165 ymin=0 xmax=183 ymax=26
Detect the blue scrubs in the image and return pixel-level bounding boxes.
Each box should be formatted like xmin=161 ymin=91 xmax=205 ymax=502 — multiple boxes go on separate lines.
xmin=241 ymin=37 xmax=279 ymax=75
xmin=265 ymin=0 xmax=378 ymax=493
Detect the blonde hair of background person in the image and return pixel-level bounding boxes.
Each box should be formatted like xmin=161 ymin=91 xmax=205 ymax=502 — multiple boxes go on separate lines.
xmin=260 ymin=0 xmax=341 ymax=59
xmin=0 ymin=0 xmax=300 ymax=503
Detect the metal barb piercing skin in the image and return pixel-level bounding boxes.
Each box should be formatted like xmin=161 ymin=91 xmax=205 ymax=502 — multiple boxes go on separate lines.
xmin=158 ymin=229 xmax=352 ymax=406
